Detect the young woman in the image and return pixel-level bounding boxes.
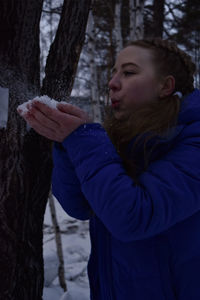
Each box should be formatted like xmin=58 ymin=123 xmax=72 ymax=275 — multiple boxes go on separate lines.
xmin=18 ymin=38 xmax=200 ymax=300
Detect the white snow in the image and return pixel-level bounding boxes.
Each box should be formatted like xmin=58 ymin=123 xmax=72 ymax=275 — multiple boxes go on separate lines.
xmin=43 ymin=197 xmax=91 ymax=300
xmin=17 ymin=95 xmax=62 ymax=116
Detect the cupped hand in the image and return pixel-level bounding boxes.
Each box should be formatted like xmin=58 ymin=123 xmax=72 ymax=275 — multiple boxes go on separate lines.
xmin=17 ymin=101 xmax=93 ymax=142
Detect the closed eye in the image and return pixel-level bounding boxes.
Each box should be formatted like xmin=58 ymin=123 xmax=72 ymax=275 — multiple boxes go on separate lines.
xmin=123 ymin=71 xmax=136 ymax=76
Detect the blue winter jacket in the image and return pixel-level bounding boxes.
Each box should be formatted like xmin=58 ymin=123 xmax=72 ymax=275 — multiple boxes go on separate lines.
xmin=52 ymin=89 xmax=200 ymax=300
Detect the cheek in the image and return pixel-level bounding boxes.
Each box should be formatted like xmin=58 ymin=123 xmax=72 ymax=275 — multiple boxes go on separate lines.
xmin=126 ymin=79 xmax=157 ymax=105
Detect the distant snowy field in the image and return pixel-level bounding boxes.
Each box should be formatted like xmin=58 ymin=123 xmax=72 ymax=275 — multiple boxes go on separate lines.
xmin=43 ymin=197 xmax=91 ymax=300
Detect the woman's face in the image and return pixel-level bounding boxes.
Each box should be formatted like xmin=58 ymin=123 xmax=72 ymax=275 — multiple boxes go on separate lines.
xmin=108 ymin=46 xmax=162 ymax=120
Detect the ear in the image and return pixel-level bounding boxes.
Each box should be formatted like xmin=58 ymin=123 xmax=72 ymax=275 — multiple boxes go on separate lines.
xmin=159 ymin=75 xmax=175 ymax=98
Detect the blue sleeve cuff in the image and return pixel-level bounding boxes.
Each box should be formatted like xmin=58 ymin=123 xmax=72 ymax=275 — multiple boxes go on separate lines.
xmin=61 ymin=122 xmax=122 ymax=176
xmin=64 ymin=123 xmax=106 ymax=139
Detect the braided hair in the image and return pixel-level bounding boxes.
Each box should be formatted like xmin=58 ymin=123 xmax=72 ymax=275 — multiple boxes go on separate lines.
xmin=127 ymin=38 xmax=196 ymax=95
xmin=103 ymin=38 xmax=197 ymax=183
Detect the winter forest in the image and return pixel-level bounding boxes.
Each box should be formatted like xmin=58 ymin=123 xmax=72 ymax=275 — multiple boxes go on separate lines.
xmin=0 ymin=0 xmax=199 ymax=299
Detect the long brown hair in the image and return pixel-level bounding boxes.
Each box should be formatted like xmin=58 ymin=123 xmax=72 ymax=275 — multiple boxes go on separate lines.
xmin=102 ymin=38 xmax=196 ymax=183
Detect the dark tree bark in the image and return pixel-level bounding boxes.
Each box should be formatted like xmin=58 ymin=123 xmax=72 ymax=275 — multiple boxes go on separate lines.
xmin=41 ymin=0 xmax=92 ymax=100
xmin=152 ymin=0 xmax=165 ymax=38
xmin=0 ymin=0 xmax=91 ymax=298
xmin=0 ymin=2 xmax=45 ymax=299
xmin=144 ymin=0 xmax=165 ymax=39
xmin=170 ymin=0 xmax=200 ymax=50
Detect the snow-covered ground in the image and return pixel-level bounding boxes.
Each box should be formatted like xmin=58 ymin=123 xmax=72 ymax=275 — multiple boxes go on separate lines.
xmin=43 ymin=197 xmax=91 ymax=300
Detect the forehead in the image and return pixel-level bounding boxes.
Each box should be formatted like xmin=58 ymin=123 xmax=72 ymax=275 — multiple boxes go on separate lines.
xmin=115 ymin=46 xmax=154 ymax=68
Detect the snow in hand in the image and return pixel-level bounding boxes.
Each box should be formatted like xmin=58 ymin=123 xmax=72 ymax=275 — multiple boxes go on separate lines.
xmin=17 ymin=95 xmax=61 ymax=115
xmin=43 ymin=198 xmax=91 ymax=300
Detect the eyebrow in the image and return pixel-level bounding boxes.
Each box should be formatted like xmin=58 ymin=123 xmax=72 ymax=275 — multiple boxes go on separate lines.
xmin=111 ymin=62 xmax=140 ymax=73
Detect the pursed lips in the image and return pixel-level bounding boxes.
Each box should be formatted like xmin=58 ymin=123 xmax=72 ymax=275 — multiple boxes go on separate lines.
xmin=111 ymin=99 xmax=121 ymax=108
xmin=110 ymin=97 xmax=121 ymax=103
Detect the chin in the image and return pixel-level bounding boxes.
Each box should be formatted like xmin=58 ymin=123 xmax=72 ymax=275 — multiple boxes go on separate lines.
xmin=113 ymin=111 xmax=127 ymax=121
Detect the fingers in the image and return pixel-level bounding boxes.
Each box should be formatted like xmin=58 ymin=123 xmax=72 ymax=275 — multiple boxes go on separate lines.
xmin=28 ymin=104 xmax=60 ymax=130
xmin=57 ymin=102 xmax=85 ymax=118
xmin=23 ymin=112 xmax=61 ymax=141
xmin=17 ymin=99 xmax=92 ymax=142
xmin=18 ymin=100 xmax=85 ymax=121
xmin=32 ymin=101 xmax=62 ymax=121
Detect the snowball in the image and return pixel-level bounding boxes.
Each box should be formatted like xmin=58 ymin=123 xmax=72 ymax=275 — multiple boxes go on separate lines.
xmin=33 ymin=95 xmax=58 ymax=109
xmin=17 ymin=95 xmax=64 ymax=116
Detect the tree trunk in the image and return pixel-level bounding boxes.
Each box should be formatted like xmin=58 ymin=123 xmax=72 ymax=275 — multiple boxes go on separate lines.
xmin=41 ymin=0 xmax=91 ymax=100
xmin=48 ymin=191 xmax=67 ymax=292
xmin=0 ymin=0 xmax=91 ymax=298
xmin=87 ymin=10 xmax=102 ymax=123
xmin=194 ymin=31 xmax=200 ymax=89
xmin=114 ymin=0 xmax=123 ymax=53
xmin=0 ymin=2 xmax=46 ymax=299
xmin=152 ymin=0 xmax=165 ymax=38
xmin=129 ymin=0 xmax=144 ymax=40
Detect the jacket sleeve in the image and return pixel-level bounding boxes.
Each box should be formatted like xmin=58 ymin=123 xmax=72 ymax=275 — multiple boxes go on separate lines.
xmin=62 ymin=122 xmax=200 ymax=242
xmin=52 ymin=142 xmax=93 ymax=220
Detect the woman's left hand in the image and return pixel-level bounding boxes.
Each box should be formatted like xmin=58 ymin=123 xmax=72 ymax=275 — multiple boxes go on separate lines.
xmin=17 ymin=101 xmax=93 ymax=142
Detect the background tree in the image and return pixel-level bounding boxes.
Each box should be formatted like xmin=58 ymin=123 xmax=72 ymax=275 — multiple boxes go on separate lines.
xmin=114 ymin=0 xmax=123 ymax=53
xmin=87 ymin=10 xmax=102 ymax=122
xmin=129 ymin=0 xmax=145 ymax=40
xmin=144 ymin=0 xmax=165 ymax=38
xmin=0 ymin=0 xmax=91 ymax=298
xmin=40 ymin=0 xmax=63 ymax=83
xmin=169 ymin=0 xmax=200 ymax=88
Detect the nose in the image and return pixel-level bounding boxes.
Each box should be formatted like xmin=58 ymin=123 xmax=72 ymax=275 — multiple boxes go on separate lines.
xmin=108 ymin=73 xmax=121 ymax=92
